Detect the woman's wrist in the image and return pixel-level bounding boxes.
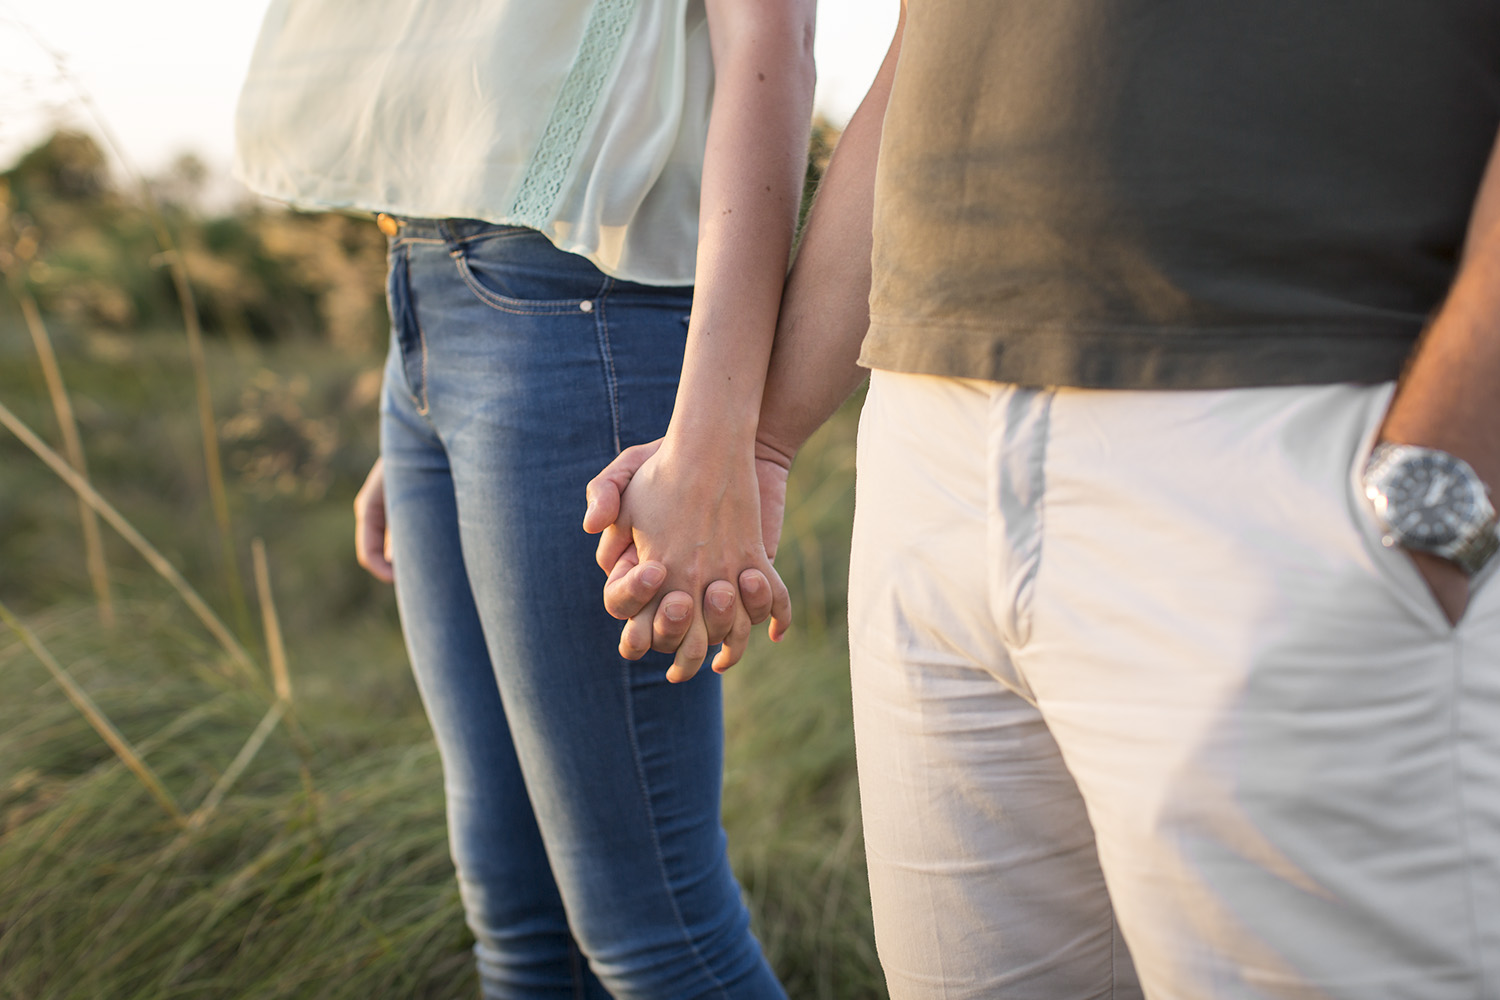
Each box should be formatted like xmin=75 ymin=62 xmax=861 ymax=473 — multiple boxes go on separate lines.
xmin=652 ymin=420 xmax=756 ymax=476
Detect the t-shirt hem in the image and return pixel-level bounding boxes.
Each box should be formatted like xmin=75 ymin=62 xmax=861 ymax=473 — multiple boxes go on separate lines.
xmin=859 ymin=317 xmax=1419 ymax=390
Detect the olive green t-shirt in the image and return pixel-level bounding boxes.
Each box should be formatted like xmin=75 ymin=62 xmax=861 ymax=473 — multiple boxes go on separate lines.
xmin=861 ymin=1 xmax=1500 ymax=389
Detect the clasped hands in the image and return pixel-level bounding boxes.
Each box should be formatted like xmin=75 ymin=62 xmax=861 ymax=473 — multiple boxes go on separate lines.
xmin=583 ymin=437 xmax=793 ymax=682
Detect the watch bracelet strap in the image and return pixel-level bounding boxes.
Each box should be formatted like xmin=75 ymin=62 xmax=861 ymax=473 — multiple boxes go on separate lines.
xmin=1454 ymin=521 xmax=1500 ymax=575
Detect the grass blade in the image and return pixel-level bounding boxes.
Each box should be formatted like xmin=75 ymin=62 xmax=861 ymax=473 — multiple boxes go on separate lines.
xmin=251 ymin=538 xmax=291 ymax=703
xmin=11 ymin=279 xmax=116 ymax=628
xmin=7 ymin=16 xmax=252 ymax=641
xmin=186 ymin=700 xmax=285 ymax=831
xmin=0 ymin=397 xmax=262 ymax=687
xmin=0 ymin=598 xmax=184 ymax=824
xmin=251 ymin=537 xmax=316 ymax=775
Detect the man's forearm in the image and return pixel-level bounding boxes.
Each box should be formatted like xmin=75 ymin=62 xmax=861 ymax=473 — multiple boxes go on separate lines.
xmin=1374 ymin=124 xmax=1500 ymax=620
xmin=754 ymin=5 xmax=906 ymax=469
xmin=1379 ymin=124 xmax=1500 ymax=492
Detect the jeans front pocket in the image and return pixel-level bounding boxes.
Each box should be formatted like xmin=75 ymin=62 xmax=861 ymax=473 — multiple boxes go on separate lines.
xmin=447 ymin=225 xmax=608 ymax=313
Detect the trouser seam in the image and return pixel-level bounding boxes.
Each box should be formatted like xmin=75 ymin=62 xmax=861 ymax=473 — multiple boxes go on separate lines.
xmin=569 ymin=935 xmax=588 ymax=999
xmin=619 ymin=663 xmax=734 ymax=999
xmin=413 ymin=307 xmax=431 ymax=416
xmin=1014 ymin=390 xmax=1052 ymax=649
xmin=594 ymin=278 xmax=622 ymax=454
xmin=1449 ymin=638 xmax=1487 ymax=999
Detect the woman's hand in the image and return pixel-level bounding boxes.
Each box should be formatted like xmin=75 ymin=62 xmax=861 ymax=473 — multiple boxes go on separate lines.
xmin=354 ymin=457 xmax=394 ymax=583
xmin=584 ymin=439 xmax=792 ymax=681
xmin=576 ymin=0 xmax=812 ymax=684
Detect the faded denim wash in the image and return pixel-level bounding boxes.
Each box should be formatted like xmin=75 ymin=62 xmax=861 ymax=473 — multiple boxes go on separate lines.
xmin=379 ymin=219 xmax=784 ymax=1000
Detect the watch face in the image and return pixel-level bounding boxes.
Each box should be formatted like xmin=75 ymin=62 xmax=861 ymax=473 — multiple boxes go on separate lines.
xmin=1371 ymin=451 xmax=1484 ymax=549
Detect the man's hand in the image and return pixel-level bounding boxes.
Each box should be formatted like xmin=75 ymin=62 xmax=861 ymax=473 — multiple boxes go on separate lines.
xmin=1408 ymin=550 xmax=1471 ymax=626
xmin=354 ymin=457 xmax=394 ymax=583
xmin=584 ymin=439 xmax=793 ymax=680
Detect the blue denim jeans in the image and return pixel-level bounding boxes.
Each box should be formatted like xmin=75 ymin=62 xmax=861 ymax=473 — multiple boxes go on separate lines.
xmin=379 ymin=220 xmax=785 ymax=999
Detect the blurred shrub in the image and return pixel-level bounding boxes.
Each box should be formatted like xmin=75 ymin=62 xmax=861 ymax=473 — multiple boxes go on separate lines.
xmin=1 ymin=130 xmax=388 ymax=352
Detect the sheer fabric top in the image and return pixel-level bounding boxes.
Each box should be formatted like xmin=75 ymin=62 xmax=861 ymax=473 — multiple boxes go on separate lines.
xmin=235 ymin=0 xmax=713 ymax=285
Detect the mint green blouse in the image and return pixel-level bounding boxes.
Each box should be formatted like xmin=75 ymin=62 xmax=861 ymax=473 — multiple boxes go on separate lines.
xmin=234 ymin=0 xmax=713 ymax=285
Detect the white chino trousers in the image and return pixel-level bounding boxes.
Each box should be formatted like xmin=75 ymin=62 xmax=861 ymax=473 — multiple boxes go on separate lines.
xmin=849 ymin=370 xmax=1500 ymax=1000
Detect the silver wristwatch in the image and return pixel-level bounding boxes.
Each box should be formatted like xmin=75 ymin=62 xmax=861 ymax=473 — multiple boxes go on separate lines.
xmin=1362 ymin=443 xmax=1499 ymax=575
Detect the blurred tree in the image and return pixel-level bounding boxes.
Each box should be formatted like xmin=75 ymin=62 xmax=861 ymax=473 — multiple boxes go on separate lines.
xmin=5 ymin=130 xmax=109 ymax=204
xmin=1 ymin=130 xmax=386 ymax=350
xmin=798 ymin=117 xmax=842 ymax=231
xmin=3 ymin=120 xmax=843 ymax=351
xmin=150 ymin=152 xmax=209 ymax=210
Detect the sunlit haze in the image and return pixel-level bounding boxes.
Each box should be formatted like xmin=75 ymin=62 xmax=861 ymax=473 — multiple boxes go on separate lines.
xmin=0 ymin=0 xmax=899 ymax=184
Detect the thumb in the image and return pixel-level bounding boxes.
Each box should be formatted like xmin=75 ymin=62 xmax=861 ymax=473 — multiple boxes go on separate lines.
xmin=583 ymin=439 xmax=664 ymax=533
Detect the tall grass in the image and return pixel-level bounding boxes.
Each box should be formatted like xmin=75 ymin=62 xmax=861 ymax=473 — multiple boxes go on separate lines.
xmin=0 ymin=600 xmax=468 ymax=999
xmin=10 ymin=19 xmax=251 ymax=637
xmin=10 ymin=277 xmax=114 ymax=627
xmin=0 ymin=316 xmax=881 ymax=997
xmin=0 ymin=39 xmax=874 ymax=985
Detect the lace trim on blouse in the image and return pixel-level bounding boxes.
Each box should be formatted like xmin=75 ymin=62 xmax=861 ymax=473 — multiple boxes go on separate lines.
xmin=509 ymin=0 xmax=639 ymax=226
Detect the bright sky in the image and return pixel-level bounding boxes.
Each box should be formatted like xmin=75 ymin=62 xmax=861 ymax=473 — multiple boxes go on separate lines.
xmin=0 ymin=0 xmax=899 ymax=181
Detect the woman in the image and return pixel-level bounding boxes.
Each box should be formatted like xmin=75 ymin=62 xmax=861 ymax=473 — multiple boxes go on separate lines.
xmin=235 ymin=1 xmax=813 ymax=995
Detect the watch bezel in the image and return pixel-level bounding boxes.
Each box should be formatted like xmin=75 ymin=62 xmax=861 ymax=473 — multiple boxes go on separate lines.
xmin=1363 ymin=443 xmax=1499 ymax=575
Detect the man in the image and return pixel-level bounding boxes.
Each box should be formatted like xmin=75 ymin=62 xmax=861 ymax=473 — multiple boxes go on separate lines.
xmin=590 ymin=2 xmax=1500 ymax=995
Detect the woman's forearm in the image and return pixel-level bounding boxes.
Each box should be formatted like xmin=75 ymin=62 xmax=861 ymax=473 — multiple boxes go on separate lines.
xmin=664 ymin=0 xmax=816 ymax=461
xmin=588 ymin=0 xmax=815 ymax=680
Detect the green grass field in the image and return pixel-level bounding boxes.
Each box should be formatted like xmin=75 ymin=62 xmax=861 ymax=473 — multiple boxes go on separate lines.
xmin=0 ymin=320 xmax=881 ymax=999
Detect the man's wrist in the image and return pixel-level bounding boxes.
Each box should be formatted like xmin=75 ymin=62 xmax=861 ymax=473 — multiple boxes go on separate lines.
xmin=1363 ymin=441 xmax=1499 ymax=575
xmin=753 ymin=434 xmax=797 ymax=473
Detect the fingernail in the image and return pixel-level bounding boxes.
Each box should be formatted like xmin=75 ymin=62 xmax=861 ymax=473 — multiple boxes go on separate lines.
xmin=709 ymin=590 xmax=733 ymax=612
xmin=641 ymin=564 xmax=665 ymax=587
xmin=665 ymin=602 xmax=689 ymax=622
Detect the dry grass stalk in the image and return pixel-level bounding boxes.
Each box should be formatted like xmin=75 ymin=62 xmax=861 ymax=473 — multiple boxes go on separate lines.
xmin=251 ymin=540 xmax=319 ymax=808
xmin=11 ymin=18 xmax=251 ymax=640
xmin=13 ymin=282 xmax=116 ymax=628
xmin=251 ymin=538 xmax=291 ymax=703
xmin=155 ymin=245 xmax=251 ymax=640
xmin=186 ymin=700 xmax=286 ymax=832
xmin=0 ymin=598 xmax=184 ymax=824
xmin=0 ymin=397 xmax=261 ymax=687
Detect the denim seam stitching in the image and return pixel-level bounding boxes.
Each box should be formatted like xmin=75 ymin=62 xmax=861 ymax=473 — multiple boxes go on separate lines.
xmin=568 ymin=936 xmax=587 ymax=999
xmin=594 ymin=278 xmax=622 ymax=454
xmin=618 ymin=664 xmax=734 ymax=999
xmin=454 ymin=254 xmax=587 ymax=315
xmin=413 ymin=304 xmax=431 ymax=416
xmin=451 ymin=229 xmax=535 ymax=248
xmin=396 ymin=243 xmax=424 ymax=412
